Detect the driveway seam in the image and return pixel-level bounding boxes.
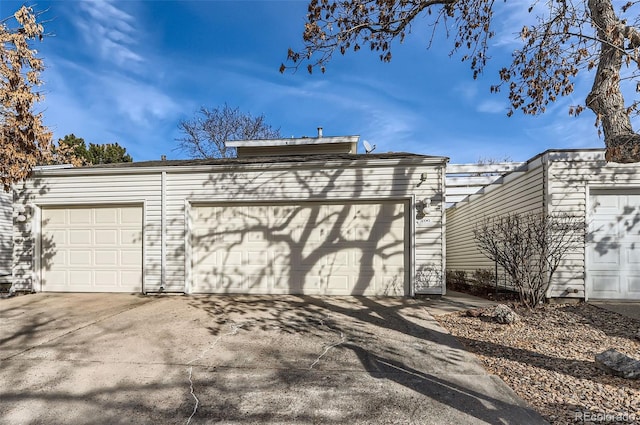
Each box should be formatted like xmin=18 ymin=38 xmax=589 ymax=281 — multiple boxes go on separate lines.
xmin=1 ymin=298 xmax=155 ymax=361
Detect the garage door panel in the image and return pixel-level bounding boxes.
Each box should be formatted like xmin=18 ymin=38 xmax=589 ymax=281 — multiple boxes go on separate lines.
xmin=44 ymin=270 xmax=66 ymax=286
xmin=44 ymin=209 xmax=67 ymax=225
xmin=121 ymin=270 xmax=143 ymax=284
xmin=95 ymin=250 xmax=118 ymax=266
xmin=192 ymin=230 xmax=217 ymax=244
xmin=69 ymin=209 xmax=92 ymax=225
xmin=246 ymin=231 xmax=265 ymax=242
xmin=377 ymin=274 xmax=405 ymax=296
xmin=96 ymin=208 xmax=118 ymax=224
xmin=41 ymin=206 xmax=142 ymax=293
xmin=69 ymin=270 xmax=93 ymax=286
xmin=120 ymin=207 xmax=143 ymax=224
xmin=591 ymin=272 xmax=620 ymax=294
xmin=221 ymin=251 xmax=242 ymax=266
xmin=121 ymin=250 xmax=142 ymax=266
xmin=68 ymin=250 xmax=91 ymax=266
xmin=220 ymin=232 xmax=243 ymax=244
xmin=95 ymin=229 xmax=118 ymax=245
xmin=590 ymin=246 xmax=620 ymax=268
xmin=325 ymin=251 xmax=350 ymax=267
xmin=192 ymin=201 xmax=407 ymax=295
xmin=69 ymin=229 xmax=92 ymax=245
xmin=247 ymin=251 xmax=269 ymax=266
xmin=95 ymin=270 xmax=119 ymax=286
xmin=628 ymin=274 xmax=640 ymax=295
xmin=326 ymin=275 xmax=350 ymax=292
xmin=219 ymin=274 xmax=246 ymax=291
xmin=120 ymin=229 xmax=141 ymax=245
xmin=48 ymin=250 xmax=67 ymax=267
xmin=196 ymin=251 xmax=217 ymax=267
xmin=627 ymin=247 xmax=640 ymax=264
xmin=48 ymin=229 xmax=67 ymax=245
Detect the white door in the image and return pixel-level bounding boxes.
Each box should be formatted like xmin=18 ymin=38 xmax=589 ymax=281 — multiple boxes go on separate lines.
xmin=587 ymin=190 xmax=640 ymax=299
xmin=41 ymin=205 xmax=143 ymax=292
xmin=191 ymin=201 xmax=408 ymax=295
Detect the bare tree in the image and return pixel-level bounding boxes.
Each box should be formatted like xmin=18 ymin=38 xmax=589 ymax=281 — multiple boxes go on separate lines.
xmin=282 ymin=0 xmax=640 ymax=163
xmin=473 ymin=212 xmax=585 ymax=308
xmin=177 ymin=104 xmax=281 ymax=159
xmin=0 ymin=6 xmax=52 ymax=191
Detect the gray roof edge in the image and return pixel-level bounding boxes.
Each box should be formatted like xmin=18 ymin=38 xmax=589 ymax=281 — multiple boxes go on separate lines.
xmin=226 ymin=135 xmax=359 ymax=148
xmin=32 ymin=153 xmax=449 ymax=176
xmin=529 ymin=147 xmax=605 ymax=163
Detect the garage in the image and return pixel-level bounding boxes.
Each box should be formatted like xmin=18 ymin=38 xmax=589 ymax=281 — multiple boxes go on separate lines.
xmin=41 ymin=205 xmax=143 ymax=293
xmin=587 ymin=189 xmax=640 ymax=300
xmin=191 ymin=201 xmax=408 ymax=295
xmin=9 ymin=134 xmax=447 ymax=295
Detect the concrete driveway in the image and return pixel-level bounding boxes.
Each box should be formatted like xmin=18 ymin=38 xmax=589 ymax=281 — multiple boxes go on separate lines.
xmin=0 ymin=294 xmax=546 ymax=424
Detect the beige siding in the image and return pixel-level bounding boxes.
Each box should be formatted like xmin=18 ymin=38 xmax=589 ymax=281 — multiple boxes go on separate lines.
xmin=237 ymin=142 xmax=356 ymax=157
xmin=0 ymin=191 xmax=12 ymax=284
xmin=446 ymin=162 xmax=545 ymax=282
xmin=165 ymin=161 xmax=446 ymax=294
xmin=547 ymin=152 xmax=640 ymax=298
xmin=12 ymin=173 xmax=161 ymax=292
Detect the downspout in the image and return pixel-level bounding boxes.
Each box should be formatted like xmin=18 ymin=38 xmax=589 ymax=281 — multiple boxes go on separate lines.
xmin=441 ymin=162 xmax=447 ymax=295
xmin=542 ymin=154 xmax=553 ymax=300
xmin=161 ymin=171 xmax=166 ymax=292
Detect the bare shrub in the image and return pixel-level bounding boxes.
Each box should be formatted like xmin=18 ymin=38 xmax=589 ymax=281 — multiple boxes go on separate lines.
xmin=473 ymin=212 xmax=585 ymax=308
xmin=445 ymin=270 xmax=467 ymax=287
xmin=415 ymin=265 xmax=443 ymax=293
xmin=472 ymin=268 xmax=495 ymax=287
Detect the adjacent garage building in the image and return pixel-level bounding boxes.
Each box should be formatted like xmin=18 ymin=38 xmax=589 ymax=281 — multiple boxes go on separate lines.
xmin=446 ymin=149 xmax=640 ymax=301
xmin=11 ymin=134 xmax=448 ymax=296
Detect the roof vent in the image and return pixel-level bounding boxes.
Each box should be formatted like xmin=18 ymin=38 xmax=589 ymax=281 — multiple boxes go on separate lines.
xmin=317 ymin=127 xmax=323 ymax=138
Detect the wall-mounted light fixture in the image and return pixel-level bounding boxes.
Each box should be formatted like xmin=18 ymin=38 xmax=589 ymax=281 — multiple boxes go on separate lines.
xmin=14 ymin=204 xmax=31 ymax=223
xmin=416 ymin=172 xmax=428 ymax=187
xmin=416 ymin=197 xmax=432 ymax=218
xmin=421 ymin=198 xmax=431 ymax=215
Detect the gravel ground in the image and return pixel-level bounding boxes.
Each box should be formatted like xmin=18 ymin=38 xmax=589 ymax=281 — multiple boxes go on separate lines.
xmin=436 ymin=303 xmax=640 ymax=424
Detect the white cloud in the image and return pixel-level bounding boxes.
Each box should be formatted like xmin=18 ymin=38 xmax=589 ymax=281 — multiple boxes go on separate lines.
xmin=101 ymin=75 xmax=181 ymax=126
xmin=453 ymin=81 xmax=479 ymax=102
xmin=491 ymin=2 xmax=538 ymax=49
xmin=73 ymin=1 xmax=143 ymax=67
xmin=477 ymin=99 xmax=507 ymax=114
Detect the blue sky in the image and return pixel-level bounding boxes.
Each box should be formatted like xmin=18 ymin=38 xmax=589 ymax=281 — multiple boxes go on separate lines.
xmin=1 ymin=0 xmax=614 ymax=163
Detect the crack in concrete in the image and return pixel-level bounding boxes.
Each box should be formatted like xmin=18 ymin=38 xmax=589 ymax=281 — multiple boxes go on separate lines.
xmin=309 ymin=318 xmax=347 ymax=370
xmin=185 ymin=321 xmax=246 ymax=425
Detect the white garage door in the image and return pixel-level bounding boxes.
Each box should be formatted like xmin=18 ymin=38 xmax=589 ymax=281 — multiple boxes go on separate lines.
xmin=191 ymin=201 xmax=408 ymax=295
xmin=587 ymin=190 xmax=640 ymax=299
xmin=41 ymin=205 xmax=143 ymax=293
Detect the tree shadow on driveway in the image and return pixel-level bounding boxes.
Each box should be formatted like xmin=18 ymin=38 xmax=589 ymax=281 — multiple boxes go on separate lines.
xmin=188 ymin=294 xmax=548 ymax=424
xmin=344 ymin=342 xmax=545 ymax=425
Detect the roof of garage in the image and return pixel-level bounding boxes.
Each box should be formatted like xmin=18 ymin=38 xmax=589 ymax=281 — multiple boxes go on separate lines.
xmin=95 ymin=152 xmax=446 ymax=167
xmin=34 ymin=153 xmax=448 ymax=175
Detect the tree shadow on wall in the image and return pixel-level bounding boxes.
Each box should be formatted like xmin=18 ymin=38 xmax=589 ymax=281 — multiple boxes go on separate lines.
xmin=189 ymin=164 xmax=423 ymax=296
xmin=11 ymin=178 xmax=54 ymax=292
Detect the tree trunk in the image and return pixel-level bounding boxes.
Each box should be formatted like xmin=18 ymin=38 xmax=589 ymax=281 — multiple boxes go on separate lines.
xmin=586 ymin=0 xmax=640 ymax=163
